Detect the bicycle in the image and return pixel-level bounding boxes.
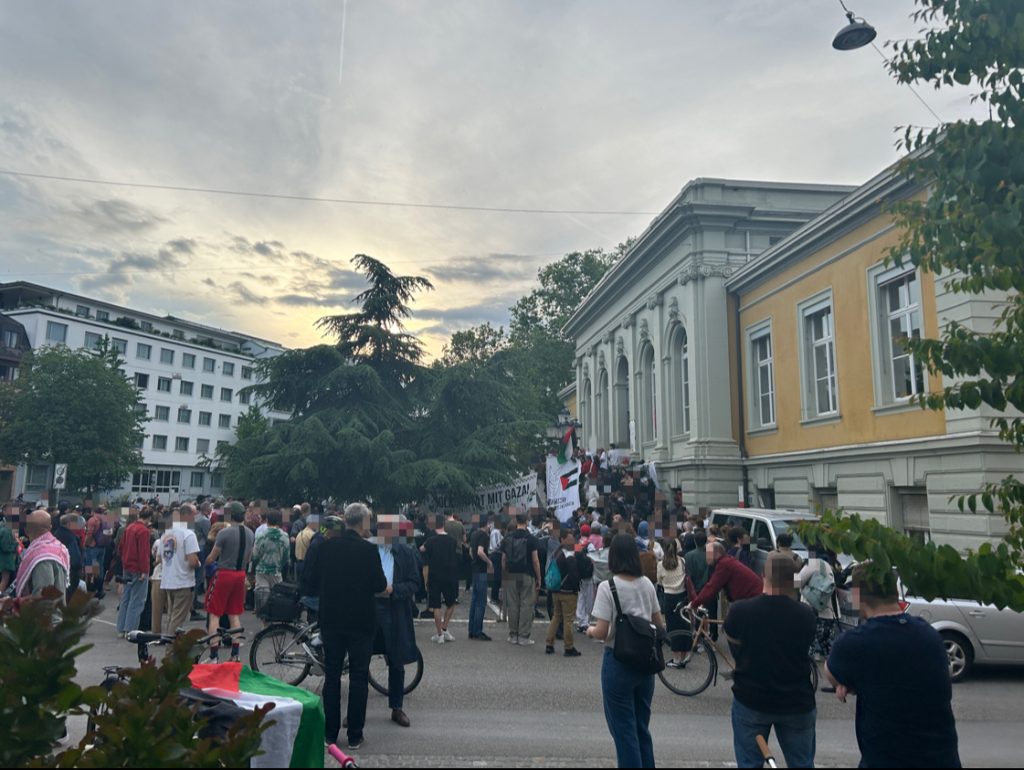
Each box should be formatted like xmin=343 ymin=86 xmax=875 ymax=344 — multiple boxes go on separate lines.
xmin=249 ymin=620 xmax=424 ymax=696
xmin=88 ymin=627 xmax=245 ymax=740
xmin=657 ymin=606 xmax=820 ymax=696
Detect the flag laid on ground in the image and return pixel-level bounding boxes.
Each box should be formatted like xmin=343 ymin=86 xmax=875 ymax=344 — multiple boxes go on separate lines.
xmin=189 ymin=662 xmax=325 ymax=769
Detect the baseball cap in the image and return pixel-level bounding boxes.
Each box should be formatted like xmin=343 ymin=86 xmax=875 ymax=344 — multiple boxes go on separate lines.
xmin=581 ymin=524 xmax=591 ymax=536
xmin=322 ymin=515 xmax=345 ymax=531
xmin=226 ymin=501 xmax=246 ymax=517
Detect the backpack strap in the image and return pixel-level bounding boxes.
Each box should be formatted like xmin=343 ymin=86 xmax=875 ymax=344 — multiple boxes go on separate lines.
xmin=234 ymin=525 xmax=246 ymax=571
xmin=608 ymin=578 xmax=624 ymax=621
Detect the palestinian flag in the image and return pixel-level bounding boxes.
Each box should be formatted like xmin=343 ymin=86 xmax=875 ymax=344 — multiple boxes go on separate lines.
xmin=557 ymin=428 xmax=576 ymax=464
xmin=189 ymin=662 xmax=325 ymax=768
xmin=560 ymin=467 xmax=580 ymax=490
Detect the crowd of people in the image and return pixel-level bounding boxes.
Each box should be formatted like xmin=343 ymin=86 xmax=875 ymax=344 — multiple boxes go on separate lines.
xmin=1 ymin=466 xmax=962 ymax=769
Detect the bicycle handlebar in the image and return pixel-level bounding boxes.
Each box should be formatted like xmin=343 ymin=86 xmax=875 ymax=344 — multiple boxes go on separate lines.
xmin=127 ymin=626 xmax=244 ymax=648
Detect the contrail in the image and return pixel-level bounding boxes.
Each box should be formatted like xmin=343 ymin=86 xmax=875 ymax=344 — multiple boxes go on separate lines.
xmin=339 ymin=0 xmax=349 ymax=86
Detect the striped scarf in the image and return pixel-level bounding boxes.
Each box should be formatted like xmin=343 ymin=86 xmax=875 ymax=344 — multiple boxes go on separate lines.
xmin=14 ymin=532 xmax=70 ymax=597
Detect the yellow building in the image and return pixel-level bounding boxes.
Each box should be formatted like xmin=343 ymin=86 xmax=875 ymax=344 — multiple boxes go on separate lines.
xmin=727 ymin=160 xmax=1013 ymax=550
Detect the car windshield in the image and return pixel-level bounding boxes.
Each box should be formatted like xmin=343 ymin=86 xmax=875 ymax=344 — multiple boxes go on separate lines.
xmin=773 ymin=520 xmax=809 ymax=551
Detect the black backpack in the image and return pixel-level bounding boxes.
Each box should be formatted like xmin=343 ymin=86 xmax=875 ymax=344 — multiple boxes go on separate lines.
xmin=258 ymin=581 xmax=302 ymax=622
xmin=577 ymin=551 xmax=595 ymax=581
xmin=608 ymin=579 xmax=666 ymax=676
xmin=503 ymin=534 xmax=530 ymax=574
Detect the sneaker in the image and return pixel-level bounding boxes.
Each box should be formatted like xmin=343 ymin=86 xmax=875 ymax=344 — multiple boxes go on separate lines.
xmin=564 ymin=649 xmax=582 ymax=658
xmin=545 ymin=645 xmax=555 ymax=655
xmin=442 ymin=629 xmax=455 ymax=643
xmin=517 ymin=638 xmax=536 ymax=646
xmin=347 ymin=737 xmax=364 ymax=751
xmin=666 ymin=659 xmax=685 ymax=669
xmin=507 ymin=635 xmax=518 ymax=644
xmin=477 ymin=633 xmax=492 ymax=642
xmin=431 ymin=634 xmax=446 ymax=645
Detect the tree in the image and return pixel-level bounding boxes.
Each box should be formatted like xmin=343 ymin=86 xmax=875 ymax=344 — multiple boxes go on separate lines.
xmin=802 ymin=0 xmax=1024 ymax=610
xmin=0 ymin=343 xmax=145 ymax=496
xmin=436 ymin=323 xmax=507 ymax=368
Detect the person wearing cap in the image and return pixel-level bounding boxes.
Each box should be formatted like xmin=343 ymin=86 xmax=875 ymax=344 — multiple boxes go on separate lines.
xmin=724 ymin=551 xmax=818 ymax=769
xmin=204 ymin=501 xmax=254 ymax=661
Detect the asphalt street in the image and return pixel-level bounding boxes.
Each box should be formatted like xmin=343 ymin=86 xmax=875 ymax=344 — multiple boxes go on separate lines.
xmin=66 ymin=594 xmax=1024 ymax=768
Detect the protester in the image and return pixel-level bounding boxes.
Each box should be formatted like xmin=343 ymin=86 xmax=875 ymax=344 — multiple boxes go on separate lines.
xmin=252 ymin=509 xmax=291 ymax=617
xmin=658 ymin=538 xmax=689 ymax=668
xmin=501 ymin=509 xmax=542 ymax=646
xmin=826 ymin=565 xmax=961 ymax=768
xmin=488 ymin=513 xmax=504 ymax=605
xmin=116 ymin=508 xmax=152 ymax=636
xmin=13 ymin=510 xmax=69 ymax=600
xmin=422 ymin=514 xmax=460 ymax=644
xmin=294 ymin=511 xmax=318 ymax=585
xmin=204 ymin=501 xmax=254 ymax=661
xmin=468 ymin=515 xmax=493 ymax=641
xmin=798 ymin=545 xmax=839 ymax=659
xmin=688 ymin=541 xmax=763 ymax=613
xmin=726 ymin=528 xmax=753 ymax=569
xmin=52 ymin=511 xmax=83 ymax=602
xmin=193 ymin=502 xmax=212 ymax=604
xmin=374 ymin=514 xmax=422 ymax=728
xmin=725 ymin=552 xmax=818 ymax=768
xmin=150 ymin=530 xmax=166 ymax=634
xmin=0 ymin=516 xmax=19 ymax=593
xmin=299 ymin=515 xmax=342 ymax=621
xmin=317 ymin=502 xmax=387 ymax=751
xmin=775 ymin=532 xmax=804 ymax=571
xmin=545 ymin=529 xmax=582 ymax=657
xmin=158 ymin=504 xmax=201 ymax=633
xmin=588 ymin=534 xmax=664 ymax=769
xmin=575 ymin=524 xmax=599 ymax=632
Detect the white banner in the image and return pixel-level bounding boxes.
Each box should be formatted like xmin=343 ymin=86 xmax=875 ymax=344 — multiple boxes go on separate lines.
xmin=546 ymin=455 xmax=581 ymax=525
xmin=430 ymin=472 xmax=538 ymax=515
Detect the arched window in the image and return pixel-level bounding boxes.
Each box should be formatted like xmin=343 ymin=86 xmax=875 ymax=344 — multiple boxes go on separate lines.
xmin=614 ymin=356 xmax=630 ymax=447
xmin=671 ymin=325 xmax=691 ymax=435
xmin=597 ymin=369 xmax=610 ymax=448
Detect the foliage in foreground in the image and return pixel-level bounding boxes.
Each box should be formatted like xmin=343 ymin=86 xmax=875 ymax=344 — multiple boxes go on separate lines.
xmin=0 ymin=590 xmax=269 ymax=768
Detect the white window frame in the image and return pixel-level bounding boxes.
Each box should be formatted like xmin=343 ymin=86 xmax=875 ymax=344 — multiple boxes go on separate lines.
xmin=199 ymin=411 xmax=212 ymax=426
xmin=112 ymin=338 xmax=127 ymax=355
xmin=203 ymin=357 xmax=216 ymax=373
xmin=175 ymin=437 xmax=190 ymax=452
xmin=746 ymin=319 xmax=776 ymax=431
xmin=157 ymin=377 xmax=172 ymax=393
xmin=196 ymin=439 xmax=211 ymax=455
xmin=154 ymin=405 xmax=170 ymax=422
xmin=136 ymin=343 xmax=151 ymax=360
xmin=201 ymin=384 xmax=214 ymax=399
xmin=867 ymin=262 xmax=926 ymax=409
xmin=160 ymin=348 xmax=175 ymax=365
xmin=46 ymin=321 xmax=67 ymax=345
xmin=180 ymin=381 xmax=193 ymax=396
xmin=797 ymin=291 xmax=840 ymax=423
xmin=182 ymin=353 xmax=196 ymax=369
xmin=152 ymin=435 xmax=168 ymax=450
xmin=84 ymin=332 xmax=103 ymax=352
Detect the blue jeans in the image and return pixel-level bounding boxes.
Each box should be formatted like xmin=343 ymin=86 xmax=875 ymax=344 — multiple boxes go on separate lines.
xmin=732 ymin=699 xmax=816 ymax=768
xmin=602 ymin=648 xmax=656 ymax=768
xmin=469 ymin=572 xmax=488 ymax=636
xmin=116 ymin=572 xmax=150 ymax=633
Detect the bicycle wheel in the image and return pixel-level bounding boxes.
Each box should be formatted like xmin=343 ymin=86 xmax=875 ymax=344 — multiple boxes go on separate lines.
xmin=249 ymin=623 xmax=311 ymax=686
xmin=658 ymin=630 xmax=717 ymax=696
xmin=369 ymin=650 xmax=424 ymax=696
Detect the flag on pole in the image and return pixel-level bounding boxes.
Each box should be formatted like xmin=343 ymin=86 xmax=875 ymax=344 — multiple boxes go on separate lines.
xmin=189 ymin=662 xmax=325 ymax=768
xmin=557 ymin=428 xmax=576 ymax=464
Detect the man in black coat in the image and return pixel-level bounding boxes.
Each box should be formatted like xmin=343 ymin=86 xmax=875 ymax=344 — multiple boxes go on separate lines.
xmin=317 ymin=502 xmax=387 ymax=751
xmin=373 ymin=515 xmax=422 ymax=729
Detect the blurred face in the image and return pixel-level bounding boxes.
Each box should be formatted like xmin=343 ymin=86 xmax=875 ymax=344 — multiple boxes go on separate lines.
xmin=706 ymin=543 xmax=718 ymax=567
xmin=376 ymin=515 xmax=401 ymax=546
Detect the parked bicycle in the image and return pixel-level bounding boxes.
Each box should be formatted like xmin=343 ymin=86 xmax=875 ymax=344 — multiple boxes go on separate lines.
xmin=88 ymin=627 xmax=246 ymax=740
xmin=657 ymin=606 xmax=820 ymax=696
xmin=249 ymin=620 xmax=424 ymax=695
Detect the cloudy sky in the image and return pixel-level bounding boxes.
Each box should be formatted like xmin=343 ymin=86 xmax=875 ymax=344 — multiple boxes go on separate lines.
xmin=0 ymin=1 xmax=981 ymax=356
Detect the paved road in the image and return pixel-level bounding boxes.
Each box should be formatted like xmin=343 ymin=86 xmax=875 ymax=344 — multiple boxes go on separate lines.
xmin=68 ymin=594 xmax=1024 ymax=768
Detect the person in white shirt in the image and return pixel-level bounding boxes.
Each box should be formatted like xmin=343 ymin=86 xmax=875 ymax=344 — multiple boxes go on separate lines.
xmin=159 ymin=504 xmax=201 ymax=633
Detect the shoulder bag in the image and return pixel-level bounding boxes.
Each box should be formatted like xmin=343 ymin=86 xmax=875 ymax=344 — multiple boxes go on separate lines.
xmin=608 ymin=578 xmax=666 ymax=676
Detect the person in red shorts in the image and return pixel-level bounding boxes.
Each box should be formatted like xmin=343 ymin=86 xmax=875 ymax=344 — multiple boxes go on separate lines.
xmin=204 ymin=501 xmax=254 ymax=661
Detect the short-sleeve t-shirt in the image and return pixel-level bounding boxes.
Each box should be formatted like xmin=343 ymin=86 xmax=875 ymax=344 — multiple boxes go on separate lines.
xmin=724 ymin=594 xmax=817 ymax=714
xmin=503 ymin=530 xmax=540 ymax=574
xmin=828 ymin=614 xmax=961 ymax=769
xmin=214 ymin=525 xmax=255 ymax=572
xmin=423 ymin=533 xmax=459 ymax=580
xmin=592 ymin=576 xmax=660 ymax=646
xmin=470 ymin=529 xmax=491 ymax=575
xmin=444 ymin=519 xmax=466 ymax=546
xmin=159 ymin=526 xmax=200 ymax=590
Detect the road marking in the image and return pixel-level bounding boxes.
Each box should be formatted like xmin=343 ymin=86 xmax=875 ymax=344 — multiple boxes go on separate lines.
xmin=92 ymin=618 xmax=117 ymax=627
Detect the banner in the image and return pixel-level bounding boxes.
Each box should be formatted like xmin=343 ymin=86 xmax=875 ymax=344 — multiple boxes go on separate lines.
xmin=430 ymin=473 xmax=538 ymax=515
xmin=546 ymin=454 xmax=581 ymax=525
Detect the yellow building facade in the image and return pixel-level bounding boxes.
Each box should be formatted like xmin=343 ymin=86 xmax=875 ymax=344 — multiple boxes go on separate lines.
xmin=727 ymin=163 xmax=1014 ymax=550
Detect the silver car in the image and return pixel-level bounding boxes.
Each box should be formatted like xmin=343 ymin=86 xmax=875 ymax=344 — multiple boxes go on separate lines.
xmin=904 ymin=594 xmax=1024 ymax=682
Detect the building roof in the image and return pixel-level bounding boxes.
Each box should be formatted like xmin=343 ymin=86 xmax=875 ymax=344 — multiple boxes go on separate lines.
xmin=562 ymin=178 xmax=856 ymax=337
xmin=725 ymin=151 xmax=926 ymax=294
xmin=0 ymin=281 xmax=284 ymax=350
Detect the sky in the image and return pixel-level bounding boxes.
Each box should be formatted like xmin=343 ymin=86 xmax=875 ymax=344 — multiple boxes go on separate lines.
xmin=0 ymin=1 xmax=984 ymax=358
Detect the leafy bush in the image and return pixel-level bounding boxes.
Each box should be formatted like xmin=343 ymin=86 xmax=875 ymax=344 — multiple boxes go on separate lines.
xmin=0 ymin=590 xmax=270 ymax=768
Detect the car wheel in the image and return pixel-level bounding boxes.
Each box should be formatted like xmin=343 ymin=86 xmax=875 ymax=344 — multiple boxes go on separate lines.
xmin=940 ymin=631 xmax=974 ymax=683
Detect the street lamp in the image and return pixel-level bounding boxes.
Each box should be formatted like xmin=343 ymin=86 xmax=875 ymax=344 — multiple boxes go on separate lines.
xmin=832 ymin=2 xmax=877 ymax=51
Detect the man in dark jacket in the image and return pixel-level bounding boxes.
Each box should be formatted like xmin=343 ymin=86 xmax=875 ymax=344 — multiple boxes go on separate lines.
xmin=316 ymin=503 xmax=386 ymax=751
xmin=51 ymin=509 xmax=83 ymax=603
xmin=373 ymin=515 xmax=422 ymax=728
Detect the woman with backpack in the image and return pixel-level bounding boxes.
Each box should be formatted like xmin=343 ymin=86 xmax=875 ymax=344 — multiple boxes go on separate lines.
xmin=798 ymin=544 xmax=839 ymax=658
xmin=587 ymin=534 xmax=665 ymax=769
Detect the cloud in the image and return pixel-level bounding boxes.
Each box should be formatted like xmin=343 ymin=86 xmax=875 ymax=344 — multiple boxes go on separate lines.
xmin=275 ymin=293 xmax=353 ymax=308
xmin=425 ymin=253 xmax=540 ymax=284
xmin=71 ymin=198 xmax=168 ymax=234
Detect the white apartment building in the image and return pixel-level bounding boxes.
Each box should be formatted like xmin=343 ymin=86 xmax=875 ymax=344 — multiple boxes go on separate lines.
xmin=0 ymin=282 xmax=290 ymax=503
